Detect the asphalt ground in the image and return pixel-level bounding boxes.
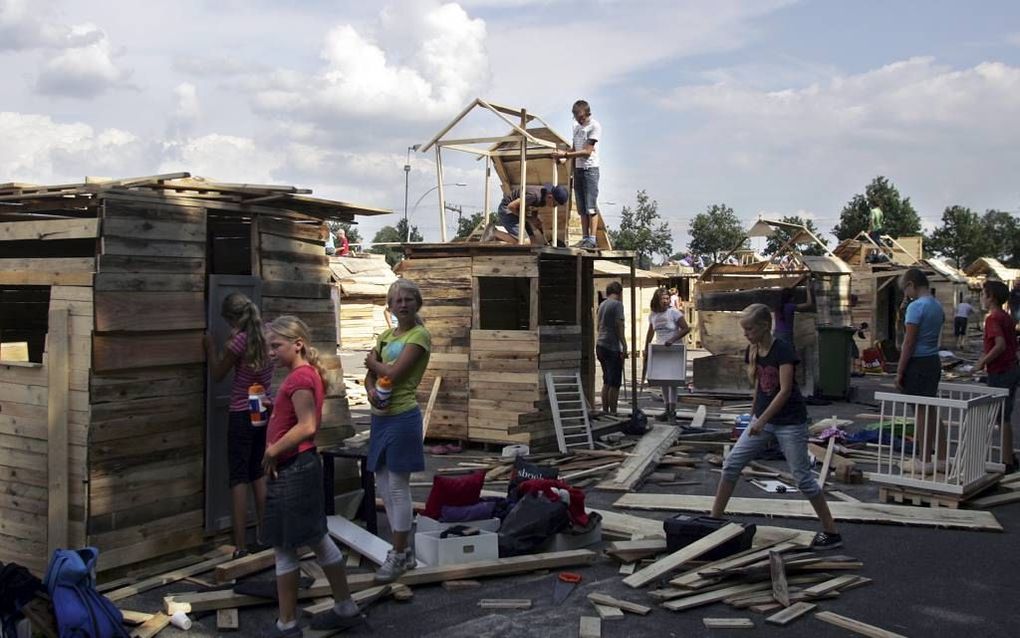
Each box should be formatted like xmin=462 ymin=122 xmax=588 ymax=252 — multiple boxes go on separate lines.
xmin=120 ymin=357 xmax=1020 ymax=638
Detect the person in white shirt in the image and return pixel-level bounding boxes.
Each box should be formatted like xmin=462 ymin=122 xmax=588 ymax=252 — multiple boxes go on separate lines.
xmin=553 ymin=100 xmax=602 ymax=249
xmin=642 ymin=288 xmax=691 ymax=424
xmin=954 ymin=299 xmax=975 ymax=350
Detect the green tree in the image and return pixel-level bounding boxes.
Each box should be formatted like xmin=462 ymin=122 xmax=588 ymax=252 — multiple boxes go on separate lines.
xmin=926 ymin=206 xmax=987 ymax=267
xmin=454 ymin=212 xmax=485 ymax=240
xmin=370 ymin=219 xmax=422 ymax=266
xmin=688 ymin=203 xmax=745 ymax=264
xmin=832 ymin=176 xmax=922 ymax=240
xmin=607 ymin=190 xmax=673 ymax=269
xmin=327 ymin=220 xmax=362 ymax=247
xmin=981 ymin=209 xmax=1020 ymax=268
xmin=762 ymin=215 xmax=828 ymax=257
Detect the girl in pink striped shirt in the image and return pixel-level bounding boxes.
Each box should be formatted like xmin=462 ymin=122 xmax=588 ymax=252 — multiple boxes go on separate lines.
xmin=205 ymin=293 xmax=275 ymax=557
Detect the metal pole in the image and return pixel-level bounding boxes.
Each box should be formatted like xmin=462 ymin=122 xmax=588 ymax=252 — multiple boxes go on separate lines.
xmin=518 ymin=109 xmax=527 ymax=244
xmin=436 ymin=147 xmax=447 ymax=242
xmin=403 ymin=155 xmax=411 ymax=242
xmin=630 ymin=256 xmax=638 ymax=416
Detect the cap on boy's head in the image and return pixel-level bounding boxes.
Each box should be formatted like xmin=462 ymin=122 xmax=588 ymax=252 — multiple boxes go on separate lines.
xmin=548 ymin=185 xmax=568 ymax=205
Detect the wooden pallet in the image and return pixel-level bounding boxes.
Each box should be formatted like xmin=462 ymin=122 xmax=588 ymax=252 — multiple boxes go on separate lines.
xmin=878 ymin=473 xmax=1002 ymax=509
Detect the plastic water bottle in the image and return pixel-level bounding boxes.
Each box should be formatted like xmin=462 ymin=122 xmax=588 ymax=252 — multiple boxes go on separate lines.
xmin=248 ymin=384 xmax=268 ymax=427
xmin=732 ymin=413 xmax=752 ymax=439
xmin=375 ymin=376 xmax=393 ymax=409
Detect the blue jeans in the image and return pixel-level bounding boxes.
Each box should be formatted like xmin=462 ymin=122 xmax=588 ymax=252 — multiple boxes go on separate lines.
xmin=497 ymin=206 xmax=521 ymax=236
xmin=573 ymin=167 xmax=599 ymax=219
xmin=721 ymin=421 xmax=821 ymax=497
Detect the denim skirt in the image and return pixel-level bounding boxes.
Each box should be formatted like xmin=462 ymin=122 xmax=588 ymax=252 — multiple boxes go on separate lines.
xmin=262 ymin=450 xmax=327 ymax=549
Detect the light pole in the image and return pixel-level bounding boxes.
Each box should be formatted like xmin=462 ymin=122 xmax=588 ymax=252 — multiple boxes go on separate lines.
xmin=410 ymin=183 xmax=466 ymax=241
xmin=403 ymin=144 xmax=420 ymax=242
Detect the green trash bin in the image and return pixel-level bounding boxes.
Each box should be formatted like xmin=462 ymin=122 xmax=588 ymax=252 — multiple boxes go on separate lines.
xmin=816 ymin=326 xmax=856 ymax=400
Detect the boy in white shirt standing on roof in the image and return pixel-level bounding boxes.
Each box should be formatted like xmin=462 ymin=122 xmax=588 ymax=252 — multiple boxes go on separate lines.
xmin=554 ymin=99 xmax=602 ymax=249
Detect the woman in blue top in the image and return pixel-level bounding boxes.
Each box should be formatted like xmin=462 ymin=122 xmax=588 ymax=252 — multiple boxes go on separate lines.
xmin=896 ymin=268 xmax=946 ymax=475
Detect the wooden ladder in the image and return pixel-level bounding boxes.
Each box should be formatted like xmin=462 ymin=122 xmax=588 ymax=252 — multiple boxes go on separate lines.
xmin=545 ymin=372 xmax=594 ymax=454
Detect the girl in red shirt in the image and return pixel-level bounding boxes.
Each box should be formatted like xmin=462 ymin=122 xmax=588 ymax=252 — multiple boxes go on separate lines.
xmin=261 ymin=316 xmax=360 ymax=636
xmin=975 ymin=281 xmax=1019 ymax=472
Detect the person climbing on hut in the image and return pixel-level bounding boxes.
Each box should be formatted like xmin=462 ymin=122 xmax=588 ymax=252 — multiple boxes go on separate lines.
xmin=553 ymin=99 xmax=602 ymax=249
xmin=710 ymin=304 xmax=842 ymax=550
xmin=496 ymin=183 xmax=568 ymax=245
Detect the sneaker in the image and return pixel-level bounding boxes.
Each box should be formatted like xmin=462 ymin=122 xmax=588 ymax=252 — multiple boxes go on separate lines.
xmin=309 ymin=609 xmax=364 ymax=632
xmin=269 ymin=620 xmax=303 ymax=638
xmin=231 ymin=548 xmax=250 ymax=560
xmin=403 ymin=547 xmax=417 ymax=571
xmin=655 ymin=411 xmax=670 ymax=422
xmin=810 ymin=531 xmax=843 ymax=550
xmin=374 ymin=549 xmax=408 ymax=583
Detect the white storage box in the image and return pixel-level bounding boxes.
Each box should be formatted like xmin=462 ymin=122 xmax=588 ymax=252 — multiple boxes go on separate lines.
xmin=416 ymin=515 xmax=501 ymax=534
xmin=415 ymin=529 xmax=499 ymax=566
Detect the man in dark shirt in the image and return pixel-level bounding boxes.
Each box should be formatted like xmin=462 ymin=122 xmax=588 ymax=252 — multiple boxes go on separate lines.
xmin=497 ymin=183 xmax=568 ymax=244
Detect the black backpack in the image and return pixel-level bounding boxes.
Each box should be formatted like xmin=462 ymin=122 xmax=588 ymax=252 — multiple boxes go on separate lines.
xmin=623 ymin=408 xmax=649 ymax=435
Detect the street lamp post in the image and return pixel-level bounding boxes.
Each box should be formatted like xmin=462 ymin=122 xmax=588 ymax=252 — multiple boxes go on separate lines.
xmin=403 ymin=144 xmax=420 ymax=243
xmin=410 ymin=183 xmax=466 ymax=241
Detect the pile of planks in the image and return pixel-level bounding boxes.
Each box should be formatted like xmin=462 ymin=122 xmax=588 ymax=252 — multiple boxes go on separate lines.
xmin=607 ymin=534 xmax=873 ymax=628
xmin=436 ymin=448 xmax=636 ymax=488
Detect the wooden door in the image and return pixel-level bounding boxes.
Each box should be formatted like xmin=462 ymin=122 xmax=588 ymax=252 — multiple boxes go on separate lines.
xmin=205 ymin=274 xmax=262 ymax=533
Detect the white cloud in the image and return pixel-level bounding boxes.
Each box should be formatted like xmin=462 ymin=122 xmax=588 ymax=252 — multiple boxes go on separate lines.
xmin=251 ymin=2 xmax=489 ymax=122
xmin=159 ymin=134 xmax=282 ymax=183
xmin=0 ymin=0 xmax=102 ymax=51
xmin=35 ymin=24 xmax=132 ymax=97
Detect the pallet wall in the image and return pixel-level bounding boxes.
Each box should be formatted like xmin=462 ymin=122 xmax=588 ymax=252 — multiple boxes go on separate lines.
xmin=256 ymin=217 xmax=352 ymax=450
xmin=88 ymin=194 xmax=208 ymax=571
xmin=400 ymin=257 xmax=472 ymax=440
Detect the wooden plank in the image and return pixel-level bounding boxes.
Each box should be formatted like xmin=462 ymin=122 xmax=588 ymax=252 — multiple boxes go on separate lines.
xmin=801 ymin=574 xmax=860 ymax=597
xmin=105 ymin=547 xmax=235 ymax=602
xmin=102 ymin=236 xmax=204 ymax=258
xmin=623 ymin=523 xmax=744 ymax=588
xmin=613 ymin=494 xmax=1004 ymax=531
xmin=585 ymin=593 xmax=651 ymax=615
xmin=94 ymin=273 xmax=203 ymax=292
xmin=164 ymin=550 xmax=598 ymax=613
xmin=0 ymin=218 xmax=99 ymax=241
xmin=119 ymin=610 xmax=155 ymax=625
xmin=104 ymin=216 xmax=204 ymax=242
xmin=598 ymin=425 xmax=681 ymax=491
xmin=703 ymin=618 xmax=754 ymax=629
xmin=326 ymin=515 xmax=398 ymax=566
xmin=765 ymin=601 xmax=816 ymax=626
xmin=95 ymin=292 xmax=204 ymax=332
xmin=478 ymin=599 xmax=532 ymax=609
xmin=46 ymin=307 xmax=69 ymax=554
xmin=130 ymin=612 xmax=170 ymax=638
xmin=968 ymin=491 xmax=1020 ymax=509
xmin=214 ymin=548 xmax=274 ymax=583
xmin=422 ymin=376 xmax=442 ymax=440
xmin=92 ymin=332 xmax=204 ymax=372
xmin=817 ymin=437 xmax=835 ymax=489
xmin=661 ymin=582 xmax=771 ymax=611
xmin=769 ymin=551 xmax=789 ymax=607
xmin=0 ymin=270 xmax=92 ymax=286
xmin=216 ymin=608 xmax=239 ymax=631
xmin=814 ymin=611 xmax=908 ymax=638
xmin=579 ymin=616 xmax=601 ymax=638
xmin=594 ymin=604 xmax=624 ymax=621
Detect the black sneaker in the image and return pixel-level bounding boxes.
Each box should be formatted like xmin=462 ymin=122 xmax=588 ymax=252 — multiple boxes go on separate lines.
xmin=309 ymin=609 xmax=365 ymax=631
xmin=811 ymin=531 xmax=843 ymax=550
xmin=655 ymin=411 xmax=670 ymax=422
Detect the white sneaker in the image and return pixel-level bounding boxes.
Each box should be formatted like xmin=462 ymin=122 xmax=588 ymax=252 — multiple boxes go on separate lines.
xmin=374 ymin=549 xmax=408 ymax=583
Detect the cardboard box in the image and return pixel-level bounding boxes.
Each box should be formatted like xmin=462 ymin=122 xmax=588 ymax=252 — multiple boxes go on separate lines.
xmin=415 ymin=529 xmax=499 ymax=566
xmin=416 ymin=515 xmax=501 ymax=534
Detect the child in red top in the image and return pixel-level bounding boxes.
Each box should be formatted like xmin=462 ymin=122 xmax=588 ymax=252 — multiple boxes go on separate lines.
xmin=975 ymin=281 xmax=1019 ymax=472
xmin=204 ymin=292 xmax=274 ymax=557
xmin=261 ymin=316 xmax=360 ymax=636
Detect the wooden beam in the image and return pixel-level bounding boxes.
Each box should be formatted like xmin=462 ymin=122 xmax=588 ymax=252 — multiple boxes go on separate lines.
xmin=613 ymin=494 xmax=1004 ymax=531
xmin=585 ymin=593 xmax=651 ymax=615
xmin=129 ymin=612 xmax=170 ymax=638
xmin=0 ymin=218 xmax=99 ymax=241
xmin=814 ymin=611 xmax=908 ymax=638
xmin=765 ymin=601 xmax=816 ymax=626
xmin=816 ymin=437 xmax=835 ymax=489
xmin=598 ymin=425 xmax=680 ymax=491
xmin=214 ymin=548 xmax=274 ymax=583
xmin=623 ymin=523 xmax=744 ymax=588
xmin=164 ymin=550 xmax=597 ymax=613
xmin=769 ymin=551 xmax=790 ymax=607
xmin=422 ymin=376 xmax=442 ymax=440
xmin=46 ymin=307 xmax=69 ymax=554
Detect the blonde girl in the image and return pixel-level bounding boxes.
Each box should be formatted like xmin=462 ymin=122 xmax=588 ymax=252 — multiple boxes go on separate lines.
xmin=642 ymin=287 xmax=690 ymax=423
xmin=364 ymin=279 xmax=431 ymax=583
xmin=710 ymin=304 xmax=841 ymax=550
xmin=204 ymin=292 xmax=273 ymax=558
xmin=261 ymin=316 xmax=360 ymax=635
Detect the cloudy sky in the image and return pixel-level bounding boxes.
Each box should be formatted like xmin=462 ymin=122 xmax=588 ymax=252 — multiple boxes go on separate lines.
xmin=2 ymin=0 xmax=1018 ymax=249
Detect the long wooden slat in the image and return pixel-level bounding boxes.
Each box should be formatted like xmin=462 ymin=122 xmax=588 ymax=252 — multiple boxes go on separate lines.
xmin=0 ymin=218 xmax=99 ymax=241
xmin=624 ymin=523 xmax=743 ymax=588
xmin=765 ymin=601 xmax=816 ymax=626
xmin=164 ymin=550 xmax=598 ymax=613
xmin=613 ymin=494 xmax=1003 ymax=531
xmin=598 ymin=424 xmax=679 ymax=491
xmin=95 ymin=292 xmax=204 ymax=332
xmin=814 ymin=611 xmax=908 ymax=638
xmin=46 ymin=307 xmax=69 ymax=554
xmin=92 ymin=332 xmax=204 ymax=372
xmin=105 ymin=547 xmax=235 ymax=602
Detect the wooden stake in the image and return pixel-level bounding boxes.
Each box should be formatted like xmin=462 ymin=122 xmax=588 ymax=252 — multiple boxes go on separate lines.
xmin=817 ymin=437 xmax=836 ymax=489
xmin=46 ymin=307 xmax=69 ymax=553
xmin=422 ymin=376 xmax=442 ymax=440
xmin=769 ymin=551 xmax=790 ymax=607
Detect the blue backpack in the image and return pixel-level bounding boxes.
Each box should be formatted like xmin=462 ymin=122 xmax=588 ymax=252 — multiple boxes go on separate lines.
xmin=42 ymin=548 xmax=130 ymax=638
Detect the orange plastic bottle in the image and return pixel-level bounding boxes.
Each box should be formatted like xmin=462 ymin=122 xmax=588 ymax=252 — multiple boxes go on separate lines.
xmin=375 ymin=376 xmax=393 ymax=409
xmin=248 ymin=383 xmax=268 ymax=427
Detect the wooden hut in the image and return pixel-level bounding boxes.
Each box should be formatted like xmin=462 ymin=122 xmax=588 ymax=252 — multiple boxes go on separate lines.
xmin=965 ymin=257 xmax=1020 ymax=289
xmin=0 ymin=173 xmax=388 ymax=574
xmin=329 ymin=254 xmax=397 ymax=351
xmin=398 ymin=243 xmax=634 ymax=448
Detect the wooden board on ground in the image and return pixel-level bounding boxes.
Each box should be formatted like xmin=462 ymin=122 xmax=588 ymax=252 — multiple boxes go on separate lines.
xmin=579 ymin=616 xmax=601 ymax=638
xmin=612 ymin=493 xmax=1004 ymax=531
xmin=478 ymin=599 xmax=531 ymax=609
xmin=214 ymin=549 xmax=274 ymax=583
xmin=769 ymin=551 xmax=789 ymax=607
xmin=164 ymin=550 xmax=598 ymax=613
xmin=597 ymin=424 xmax=680 ymax=491
xmin=703 ymin=618 xmax=754 ymax=629
xmin=106 ymin=548 xmax=235 ymax=602
xmin=327 ymin=515 xmax=402 ymax=567
xmin=586 ymin=593 xmax=651 ymax=615
xmin=814 ymin=611 xmax=908 ymax=638
xmin=594 ymin=604 xmax=625 ymax=620
xmin=968 ymin=490 xmax=1020 ymax=509
xmin=589 ymin=506 xmax=816 ymax=548
xmin=623 ymin=523 xmax=744 ymax=588
xmin=765 ymin=601 xmax=816 ymax=626
xmin=130 ymin=612 xmax=170 ymax=638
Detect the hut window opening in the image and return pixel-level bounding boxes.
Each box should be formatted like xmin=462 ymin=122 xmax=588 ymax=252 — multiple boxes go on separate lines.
xmin=0 ymin=285 xmax=50 ymax=363
xmin=477 ymin=277 xmax=530 ymax=330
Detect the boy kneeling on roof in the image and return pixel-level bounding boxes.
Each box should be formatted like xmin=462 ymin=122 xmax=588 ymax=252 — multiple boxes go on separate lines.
xmin=496 ymin=183 xmax=569 ymax=245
